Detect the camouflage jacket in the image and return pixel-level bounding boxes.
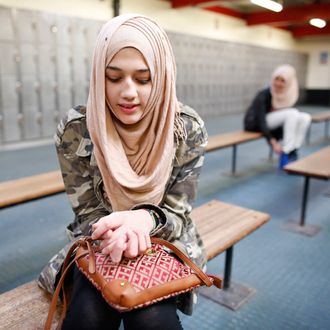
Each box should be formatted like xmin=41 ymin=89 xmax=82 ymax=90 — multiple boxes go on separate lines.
xmin=38 ymin=103 xmax=208 ymax=315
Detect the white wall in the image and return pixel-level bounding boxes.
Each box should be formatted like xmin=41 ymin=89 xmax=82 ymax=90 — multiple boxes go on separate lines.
xmin=297 ymin=40 xmax=330 ymax=89
xmin=1 ymin=0 xmax=329 ymax=89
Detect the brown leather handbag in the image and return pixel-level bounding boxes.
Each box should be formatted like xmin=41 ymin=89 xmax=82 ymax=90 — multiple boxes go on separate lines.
xmin=45 ymin=236 xmax=222 ymax=329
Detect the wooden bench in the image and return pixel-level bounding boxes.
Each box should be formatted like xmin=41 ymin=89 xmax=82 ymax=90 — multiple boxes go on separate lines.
xmin=206 ymin=130 xmax=263 ymax=174
xmin=283 ymin=146 xmax=330 ymax=236
xmin=306 ymin=111 xmax=330 ymax=144
xmin=192 ymin=200 xmax=270 ymax=310
xmin=0 ymin=171 xmax=64 ymax=208
xmin=0 ymin=199 xmax=270 ymax=328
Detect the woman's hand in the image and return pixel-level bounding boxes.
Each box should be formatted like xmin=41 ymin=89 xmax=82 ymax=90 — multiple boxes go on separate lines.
xmin=270 ymin=138 xmax=282 ymax=155
xmin=91 ymin=209 xmax=153 ymax=262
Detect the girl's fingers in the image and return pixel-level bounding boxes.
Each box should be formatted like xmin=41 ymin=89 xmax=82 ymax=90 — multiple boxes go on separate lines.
xmin=145 ymin=233 xmax=151 ymax=249
xmin=92 ymin=221 xmax=109 ymax=239
xmin=125 ymin=230 xmax=138 ymax=258
xmin=99 ymin=230 xmax=113 ymax=240
xmin=137 ymin=231 xmax=147 ymax=253
xmin=92 ymin=215 xmax=123 ymax=239
xmin=100 ymin=233 xmax=126 ymax=252
xmin=106 ymin=226 xmax=127 ymax=243
xmin=109 ymin=237 xmax=127 ymax=263
xmin=100 ymin=237 xmax=116 ymax=251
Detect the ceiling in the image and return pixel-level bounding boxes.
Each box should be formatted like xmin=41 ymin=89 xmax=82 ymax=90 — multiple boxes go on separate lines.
xmin=167 ymin=0 xmax=330 ymax=38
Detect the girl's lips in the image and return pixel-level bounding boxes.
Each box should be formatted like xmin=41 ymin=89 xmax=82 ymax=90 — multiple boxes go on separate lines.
xmin=118 ymin=104 xmax=139 ymax=114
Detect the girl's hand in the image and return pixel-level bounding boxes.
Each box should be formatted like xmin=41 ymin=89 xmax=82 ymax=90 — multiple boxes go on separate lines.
xmin=91 ymin=209 xmax=153 ymax=262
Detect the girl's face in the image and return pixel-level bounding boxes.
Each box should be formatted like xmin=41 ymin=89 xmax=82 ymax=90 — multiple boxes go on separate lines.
xmin=105 ymin=47 xmax=152 ymax=125
xmin=273 ymin=76 xmax=286 ymax=93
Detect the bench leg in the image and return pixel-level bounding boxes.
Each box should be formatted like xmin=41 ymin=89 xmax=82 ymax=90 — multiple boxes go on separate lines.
xmin=306 ymin=125 xmax=311 ymax=145
xmin=300 ymin=176 xmax=310 ymax=226
xmin=325 ymin=120 xmax=329 ymax=139
xmin=199 ymin=246 xmax=256 ymax=311
xmin=231 ymin=145 xmax=237 ymax=175
xmin=281 ymin=176 xmax=321 ymax=236
xmin=223 ymin=246 xmax=233 ymax=289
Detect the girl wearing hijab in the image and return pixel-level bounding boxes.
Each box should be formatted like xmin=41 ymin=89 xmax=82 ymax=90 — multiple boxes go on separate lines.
xmin=244 ymin=64 xmax=311 ymax=169
xmin=38 ymin=14 xmax=208 ymax=330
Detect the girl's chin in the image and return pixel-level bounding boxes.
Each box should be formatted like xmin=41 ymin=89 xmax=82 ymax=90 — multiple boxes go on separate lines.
xmin=117 ymin=112 xmax=143 ymax=125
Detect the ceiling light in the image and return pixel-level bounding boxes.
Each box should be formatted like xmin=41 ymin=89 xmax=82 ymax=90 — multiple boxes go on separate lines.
xmin=309 ymin=18 xmax=326 ymax=29
xmin=250 ymin=0 xmax=283 ymax=12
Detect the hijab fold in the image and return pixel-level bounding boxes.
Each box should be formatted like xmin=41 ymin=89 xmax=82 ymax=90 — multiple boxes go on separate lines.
xmin=87 ymin=14 xmax=180 ymax=211
xmin=270 ymin=64 xmax=299 ymax=110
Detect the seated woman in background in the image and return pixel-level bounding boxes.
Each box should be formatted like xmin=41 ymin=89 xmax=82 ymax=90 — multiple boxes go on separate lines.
xmin=244 ymin=64 xmax=311 ymax=169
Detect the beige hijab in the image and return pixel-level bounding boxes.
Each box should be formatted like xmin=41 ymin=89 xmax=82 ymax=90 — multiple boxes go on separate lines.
xmin=270 ymin=64 xmax=299 ymax=110
xmin=86 ymin=14 xmax=181 ymax=211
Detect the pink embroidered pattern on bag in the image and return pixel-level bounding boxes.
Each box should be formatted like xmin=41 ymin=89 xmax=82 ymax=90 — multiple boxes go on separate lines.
xmin=87 ymin=243 xmax=194 ymax=292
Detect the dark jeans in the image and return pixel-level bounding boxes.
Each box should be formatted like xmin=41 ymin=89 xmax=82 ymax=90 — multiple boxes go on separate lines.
xmin=62 ymin=266 xmax=184 ymax=330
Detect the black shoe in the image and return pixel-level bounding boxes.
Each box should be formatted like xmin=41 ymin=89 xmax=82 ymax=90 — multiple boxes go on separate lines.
xmin=288 ymin=149 xmax=298 ymax=162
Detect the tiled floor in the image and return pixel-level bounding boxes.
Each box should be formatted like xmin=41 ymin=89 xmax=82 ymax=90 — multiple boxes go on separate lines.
xmin=1 ymin=105 xmax=329 ymax=329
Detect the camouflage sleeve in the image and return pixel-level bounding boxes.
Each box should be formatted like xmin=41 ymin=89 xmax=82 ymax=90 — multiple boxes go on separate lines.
xmin=55 ymin=107 xmax=109 ymax=238
xmin=158 ymin=108 xmax=207 ymax=241
xmin=133 ymin=105 xmax=208 ymax=242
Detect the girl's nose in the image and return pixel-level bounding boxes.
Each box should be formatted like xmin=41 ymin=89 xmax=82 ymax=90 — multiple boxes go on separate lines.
xmin=122 ymin=79 xmax=138 ymax=99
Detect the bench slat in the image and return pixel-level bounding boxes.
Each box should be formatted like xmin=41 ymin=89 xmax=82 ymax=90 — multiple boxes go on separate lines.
xmin=0 ymin=171 xmax=64 ymax=208
xmin=311 ymin=111 xmax=330 ymax=123
xmin=197 ymin=210 xmax=264 ymax=238
xmin=0 ymin=281 xmax=61 ymax=329
xmin=284 ymin=146 xmax=330 ymax=179
xmin=191 ymin=200 xmax=270 ymax=260
xmin=206 ymin=131 xmax=262 ymax=152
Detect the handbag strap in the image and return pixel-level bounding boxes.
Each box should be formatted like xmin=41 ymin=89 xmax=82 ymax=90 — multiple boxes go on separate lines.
xmin=44 ymin=237 xmax=94 ymax=330
xmin=150 ymin=237 xmax=217 ymax=287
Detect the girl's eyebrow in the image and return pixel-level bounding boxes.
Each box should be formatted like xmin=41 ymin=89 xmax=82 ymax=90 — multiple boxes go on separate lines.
xmin=137 ymin=69 xmax=150 ymax=73
xmin=106 ymin=66 xmax=121 ymax=71
xmin=106 ymin=66 xmax=150 ymax=73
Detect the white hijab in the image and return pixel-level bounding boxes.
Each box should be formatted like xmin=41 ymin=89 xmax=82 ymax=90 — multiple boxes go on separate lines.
xmin=270 ymin=64 xmax=299 ymax=110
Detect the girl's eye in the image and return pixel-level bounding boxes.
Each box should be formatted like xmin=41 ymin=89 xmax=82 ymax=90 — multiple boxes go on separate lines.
xmin=106 ymin=76 xmax=121 ymax=83
xmin=105 ymin=75 xmax=151 ymax=84
xmin=136 ymin=78 xmax=151 ymax=85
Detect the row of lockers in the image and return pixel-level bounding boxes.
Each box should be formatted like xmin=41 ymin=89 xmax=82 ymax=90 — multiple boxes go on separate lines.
xmin=0 ymin=6 xmax=307 ymax=145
